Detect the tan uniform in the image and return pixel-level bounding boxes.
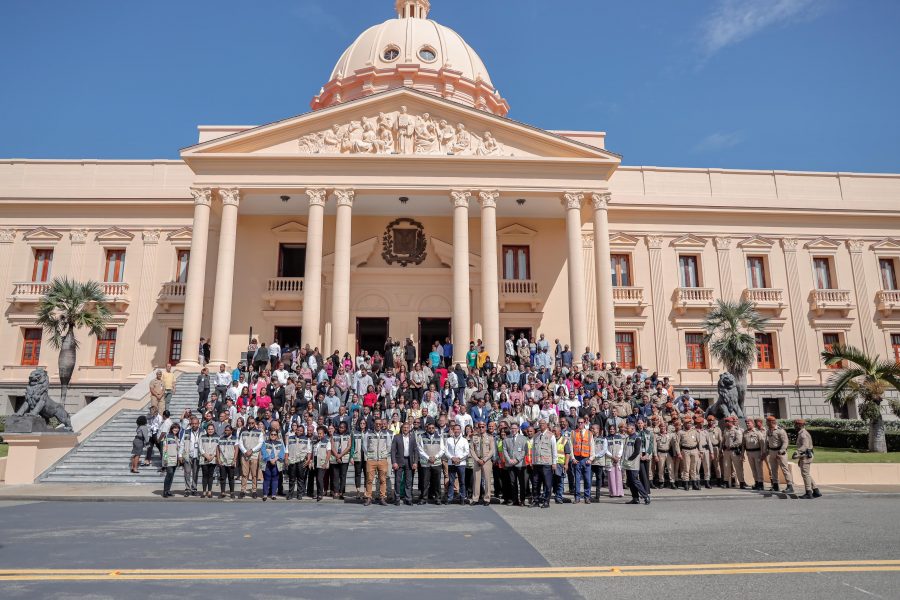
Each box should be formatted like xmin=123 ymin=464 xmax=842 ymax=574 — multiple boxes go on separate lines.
xmin=795 ymin=429 xmax=816 ymax=492
xmin=706 ymin=426 xmax=722 ymax=481
xmin=654 ymin=429 xmax=675 ymax=485
xmin=610 ymin=401 xmax=630 ymax=419
xmin=470 ymin=432 xmax=495 ymax=503
xmin=765 ymin=426 xmax=793 ymax=487
xmin=149 ymin=379 xmax=165 ymax=413
xmin=697 ymin=428 xmax=713 ymax=484
xmin=676 ymin=429 xmax=701 ymax=483
xmin=721 ymin=427 xmax=745 ymax=485
xmin=743 ymin=428 xmax=764 ymax=485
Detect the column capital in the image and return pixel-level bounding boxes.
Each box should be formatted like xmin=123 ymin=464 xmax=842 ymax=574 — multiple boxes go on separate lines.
xmin=646 ymin=235 xmax=664 ymax=250
xmin=451 ymin=189 xmax=472 ymax=208
xmin=305 ymin=188 xmax=328 ymax=207
xmin=582 ymin=232 xmax=594 ymax=249
xmin=334 ymin=188 xmax=355 ymax=207
xmin=590 ymin=191 xmax=611 ymax=211
xmin=562 ymin=191 xmax=584 ymax=210
xmin=219 ymin=187 xmax=240 ymax=207
xmin=0 ymin=229 xmax=14 ymax=244
xmin=190 ymin=187 xmax=212 ymax=207
xmin=714 ymin=236 xmax=733 ymax=250
xmin=477 ymin=190 xmax=499 ymax=208
xmin=781 ymin=237 xmax=799 ymax=252
xmin=69 ymin=229 xmax=88 ymax=245
xmin=142 ymin=229 xmax=161 ymax=245
xmin=847 ymin=239 xmax=866 ymax=253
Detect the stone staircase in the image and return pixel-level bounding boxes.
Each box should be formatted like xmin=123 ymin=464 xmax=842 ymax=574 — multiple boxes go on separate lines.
xmin=41 ymin=373 xmax=198 ymax=484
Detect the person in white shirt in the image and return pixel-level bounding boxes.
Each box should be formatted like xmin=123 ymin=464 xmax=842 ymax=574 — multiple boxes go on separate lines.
xmin=226 ymin=380 xmax=241 ymax=404
xmin=268 ymin=341 xmax=281 ymax=371
xmin=354 ymin=369 xmax=374 ymax=397
xmin=455 ymin=410 xmax=473 ymax=431
xmin=273 ymin=364 xmax=289 ymax=386
xmin=214 ymin=364 xmax=232 ymax=405
xmin=445 ymin=424 xmax=469 ymax=504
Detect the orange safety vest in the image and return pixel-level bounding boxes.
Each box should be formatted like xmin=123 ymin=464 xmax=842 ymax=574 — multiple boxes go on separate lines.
xmin=524 ymin=439 xmax=533 ymax=467
xmin=573 ymin=429 xmax=592 ymax=458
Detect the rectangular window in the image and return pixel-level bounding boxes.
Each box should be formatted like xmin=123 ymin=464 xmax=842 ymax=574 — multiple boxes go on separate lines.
xmin=880 ymin=258 xmax=898 ymax=290
xmin=94 ymin=329 xmax=117 ymax=367
xmin=822 ymin=332 xmax=841 ymax=369
xmin=813 ymin=257 xmax=833 ymax=290
xmin=502 ymin=245 xmax=530 ymax=280
xmin=104 ymin=249 xmax=126 ymax=282
xmin=168 ymin=329 xmax=183 ymax=365
xmin=746 ymin=256 xmax=767 ymax=289
xmin=175 ymin=250 xmax=190 ymax=283
xmin=615 ymin=332 xmax=635 ymax=369
xmin=679 ymin=255 xmax=700 ymax=288
xmin=21 ymin=328 xmax=42 ymax=366
xmin=610 ymin=254 xmax=631 ymax=287
xmin=755 ymin=332 xmax=775 ymax=369
xmin=892 ymin=333 xmax=900 ymax=364
xmin=762 ymin=397 xmax=784 ymax=419
xmin=685 ymin=332 xmax=707 ymax=369
xmin=32 ymin=249 xmax=53 ymax=282
xmin=278 ymin=244 xmax=306 ymax=278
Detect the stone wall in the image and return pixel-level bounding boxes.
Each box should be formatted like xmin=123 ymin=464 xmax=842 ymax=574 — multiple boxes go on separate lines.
xmin=0 ymin=383 xmax=133 ymax=416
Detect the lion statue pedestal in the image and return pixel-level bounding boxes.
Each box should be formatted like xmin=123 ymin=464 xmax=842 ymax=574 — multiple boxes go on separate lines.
xmin=6 ymin=368 xmax=73 ymax=433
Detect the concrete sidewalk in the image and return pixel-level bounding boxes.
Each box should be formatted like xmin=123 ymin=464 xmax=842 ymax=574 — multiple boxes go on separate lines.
xmin=0 ymin=482 xmax=897 ymax=502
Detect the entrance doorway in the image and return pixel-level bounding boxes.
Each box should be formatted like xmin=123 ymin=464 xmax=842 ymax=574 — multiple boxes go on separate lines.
xmin=503 ymin=327 xmax=533 ymax=351
xmin=418 ymin=318 xmax=451 ymax=363
xmin=273 ymin=326 xmax=301 ymax=349
xmin=356 ymin=318 xmax=389 ymax=356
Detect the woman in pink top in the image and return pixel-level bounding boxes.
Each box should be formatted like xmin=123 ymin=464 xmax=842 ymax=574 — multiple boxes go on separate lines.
xmin=256 ymin=393 xmax=272 ymax=411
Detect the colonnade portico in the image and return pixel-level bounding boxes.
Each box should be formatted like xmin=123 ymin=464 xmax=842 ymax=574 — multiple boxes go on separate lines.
xmin=177 ymin=185 xmax=618 ymax=367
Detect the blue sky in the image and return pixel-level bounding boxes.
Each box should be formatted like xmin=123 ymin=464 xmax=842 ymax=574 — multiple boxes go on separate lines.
xmin=1 ymin=0 xmax=898 ymax=172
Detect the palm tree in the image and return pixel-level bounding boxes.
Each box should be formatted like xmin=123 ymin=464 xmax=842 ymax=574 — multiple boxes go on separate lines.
xmin=36 ymin=278 xmax=111 ymax=405
xmin=703 ymin=299 xmax=770 ymax=417
xmin=822 ymin=344 xmax=900 ymax=453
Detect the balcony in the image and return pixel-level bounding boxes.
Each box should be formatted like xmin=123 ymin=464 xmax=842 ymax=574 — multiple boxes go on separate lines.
xmin=612 ymin=286 xmax=645 ymax=312
xmin=673 ymin=287 xmax=715 ymax=314
xmin=499 ymin=279 xmax=541 ymax=310
xmin=100 ymin=282 xmax=130 ymax=309
xmin=263 ymin=277 xmax=305 ymax=308
xmin=742 ymin=288 xmax=785 ymax=314
xmin=809 ymin=289 xmax=853 ymax=317
xmin=157 ymin=281 xmax=186 ymax=312
xmin=9 ymin=281 xmax=129 ymax=309
xmin=876 ymin=289 xmax=900 ymax=317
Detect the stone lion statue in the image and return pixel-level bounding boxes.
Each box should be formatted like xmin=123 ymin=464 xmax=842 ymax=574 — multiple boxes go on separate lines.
xmin=705 ymin=372 xmax=744 ymax=421
xmin=15 ymin=368 xmax=72 ymax=430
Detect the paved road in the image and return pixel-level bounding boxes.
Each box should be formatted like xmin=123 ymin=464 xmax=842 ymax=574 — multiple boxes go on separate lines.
xmin=0 ymin=493 xmax=897 ymax=599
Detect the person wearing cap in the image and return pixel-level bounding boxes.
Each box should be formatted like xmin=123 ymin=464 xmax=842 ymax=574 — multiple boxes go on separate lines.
xmin=653 ymin=419 xmax=675 ymax=489
xmin=764 ymin=416 xmax=794 ymax=494
xmin=705 ymin=415 xmax=723 ymax=487
xmin=742 ymin=418 xmax=764 ymax=490
xmin=676 ymin=417 xmax=701 ymax=490
xmin=793 ymin=420 xmax=821 ymax=499
xmin=695 ymin=416 xmax=713 ymax=489
xmin=721 ymin=417 xmax=747 ymax=489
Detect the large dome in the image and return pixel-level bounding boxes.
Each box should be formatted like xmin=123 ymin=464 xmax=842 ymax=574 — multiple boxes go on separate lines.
xmin=311 ymin=0 xmax=509 ymax=116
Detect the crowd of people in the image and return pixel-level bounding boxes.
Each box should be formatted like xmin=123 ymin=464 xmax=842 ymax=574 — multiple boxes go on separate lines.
xmin=134 ymin=332 xmax=822 ymax=504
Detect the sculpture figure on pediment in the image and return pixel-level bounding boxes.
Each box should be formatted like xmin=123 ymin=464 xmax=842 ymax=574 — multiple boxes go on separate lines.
xmin=476 ymin=131 xmax=503 ymax=156
xmin=414 ymin=112 xmax=440 ymax=154
xmin=451 ymin=123 xmax=472 ymax=155
xmin=322 ymin=124 xmax=343 ymax=153
xmin=438 ymin=119 xmax=456 ymax=154
xmin=341 ymin=120 xmax=364 ymax=153
xmin=396 ymin=105 xmax=415 ymax=154
xmin=352 ymin=119 xmax=379 ymax=153
xmin=298 ymin=133 xmax=323 ymax=154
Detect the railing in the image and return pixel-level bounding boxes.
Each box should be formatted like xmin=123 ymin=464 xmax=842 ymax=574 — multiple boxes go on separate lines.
xmin=810 ymin=289 xmax=851 ymax=304
xmin=160 ymin=281 xmax=187 ymax=297
xmin=267 ymin=277 xmax=305 ymax=293
xmin=742 ymin=288 xmax=784 ymax=304
xmin=612 ymin=286 xmax=644 ymax=303
xmin=674 ymin=287 xmax=715 ymax=303
xmin=876 ymin=289 xmax=900 ymax=316
xmin=102 ymin=282 xmax=129 ymax=297
xmin=500 ymin=279 xmax=539 ymax=296
xmin=10 ymin=281 xmax=50 ymax=297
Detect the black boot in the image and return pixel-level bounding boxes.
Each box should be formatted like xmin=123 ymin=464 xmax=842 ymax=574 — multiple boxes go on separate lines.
xmin=703 ymin=480 xmax=711 ymax=489
xmin=799 ymin=491 xmax=812 ymax=499
xmin=692 ymin=480 xmax=701 ymax=491
xmin=784 ymin=484 xmax=795 ymax=495
xmin=739 ymin=482 xmax=748 ymax=489
xmin=770 ymin=482 xmax=780 ymax=492
xmin=812 ymin=488 xmax=822 ymax=498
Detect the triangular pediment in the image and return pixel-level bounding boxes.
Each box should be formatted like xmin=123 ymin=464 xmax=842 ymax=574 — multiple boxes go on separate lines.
xmin=871 ymin=238 xmax=900 ymax=251
xmin=323 ymin=237 xmax=378 ymax=270
xmin=670 ymin=234 xmax=708 ymax=248
xmin=182 ymin=88 xmax=621 ymax=163
xmin=738 ymin=235 xmax=776 ymax=249
xmin=167 ymin=227 xmax=193 ymax=242
xmin=22 ymin=227 xmax=63 ymax=242
xmin=95 ymin=227 xmax=134 ymax=242
xmin=804 ymin=236 xmax=840 ymax=250
xmin=272 ymin=221 xmax=308 ymax=235
xmin=609 ymin=232 xmax=640 ymax=247
xmin=497 ymin=223 xmax=538 ymax=239
xmin=431 ymin=237 xmax=480 ymax=269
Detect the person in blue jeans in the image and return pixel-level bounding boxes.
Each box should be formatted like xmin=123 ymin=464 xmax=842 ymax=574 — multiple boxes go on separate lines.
xmin=260 ymin=429 xmax=285 ymax=501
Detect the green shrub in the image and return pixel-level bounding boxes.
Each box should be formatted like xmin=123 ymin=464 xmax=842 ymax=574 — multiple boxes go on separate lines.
xmin=777 ymin=418 xmax=900 ymax=432
xmin=0 ymin=416 xmax=5 ymax=433
xmin=784 ymin=426 xmax=900 ymax=451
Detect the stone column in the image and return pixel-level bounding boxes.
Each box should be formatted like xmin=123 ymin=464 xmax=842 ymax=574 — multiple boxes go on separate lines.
xmin=177 ymin=187 xmax=212 ymax=368
xmin=782 ymin=238 xmax=813 ymax=380
xmin=301 ymin=189 xmax=327 ymax=350
xmin=478 ymin=190 xmax=500 ymax=361
xmin=647 ymin=235 xmax=671 ymax=375
xmin=563 ymin=192 xmax=588 ymax=355
xmin=451 ymin=190 xmax=472 ymax=364
xmin=130 ymin=229 xmax=160 ymax=376
xmin=714 ymin=236 xmax=734 ymax=300
xmin=209 ymin=188 xmax=240 ymax=364
xmin=330 ymin=189 xmax=354 ymax=353
xmin=847 ymin=240 xmax=875 ymax=353
xmin=591 ymin=192 xmax=616 ymax=362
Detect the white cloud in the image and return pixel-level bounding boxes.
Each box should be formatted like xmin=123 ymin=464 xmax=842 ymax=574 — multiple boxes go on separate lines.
xmin=692 ymin=131 xmax=743 ymax=153
xmin=700 ymin=0 xmax=825 ymax=57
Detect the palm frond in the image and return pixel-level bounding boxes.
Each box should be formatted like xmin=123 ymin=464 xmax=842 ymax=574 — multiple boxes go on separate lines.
xmin=702 ymin=299 xmax=768 ymax=373
xmin=823 ymin=367 xmax=866 ymax=407
xmin=35 ymin=277 xmax=111 ymax=350
xmin=821 ymin=343 xmax=876 ymax=372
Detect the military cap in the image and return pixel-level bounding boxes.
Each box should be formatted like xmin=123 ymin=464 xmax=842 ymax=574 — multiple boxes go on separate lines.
xmin=793 ymin=419 xmax=806 ymax=426
xmin=766 ymin=415 xmax=777 ymax=422
xmin=693 ymin=417 xmax=704 ymax=424
xmin=707 ymin=415 xmax=717 ymax=421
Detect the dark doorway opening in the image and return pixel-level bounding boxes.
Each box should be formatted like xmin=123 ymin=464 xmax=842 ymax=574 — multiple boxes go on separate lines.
xmin=274 ymin=326 xmax=302 ymax=349
xmin=357 ymin=318 xmax=389 ymax=356
xmin=503 ymin=327 xmax=533 ymax=350
xmin=278 ymin=244 xmax=306 ymax=277
xmin=418 ymin=318 xmax=451 ymax=363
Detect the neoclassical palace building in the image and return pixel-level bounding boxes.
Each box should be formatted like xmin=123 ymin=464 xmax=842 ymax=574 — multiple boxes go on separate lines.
xmin=2 ymin=0 xmax=899 ymax=418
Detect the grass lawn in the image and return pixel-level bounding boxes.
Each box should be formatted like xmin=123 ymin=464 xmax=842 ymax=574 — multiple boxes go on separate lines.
xmin=0 ymin=444 xmax=7 ymax=459
xmin=789 ymin=445 xmax=900 ymax=463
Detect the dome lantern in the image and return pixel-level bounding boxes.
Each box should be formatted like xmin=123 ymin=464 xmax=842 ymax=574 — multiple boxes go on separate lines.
xmin=396 ymin=0 xmax=430 ymax=19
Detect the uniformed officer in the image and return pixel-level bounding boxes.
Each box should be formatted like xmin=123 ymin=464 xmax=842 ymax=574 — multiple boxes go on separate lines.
xmin=330 ymin=421 xmax=351 ymax=500
xmin=793 ymin=419 xmax=821 ymax=499
xmin=470 ymin=421 xmax=495 ymax=506
xmin=721 ymin=417 xmax=747 ymax=489
xmin=705 ymin=415 xmax=723 ymax=486
xmin=217 ymin=424 xmax=238 ymax=499
xmin=238 ymin=418 xmax=264 ymax=499
xmin=285 ymin=422 xmax=313 ymax=500
xmin=695 ymin=417 xmax=714 ymax=489
xmin=764 ymin=415 xmax=795 ymax=494
xmin=653 ymin=421 xmax=675 ymax=489
xmin=417 ymin=421 xmax=446 ymax=504
xmin=743 ymin=418 xmax=765 ymax=490
xmin=676 ymin=417 xmax=701 ymax=490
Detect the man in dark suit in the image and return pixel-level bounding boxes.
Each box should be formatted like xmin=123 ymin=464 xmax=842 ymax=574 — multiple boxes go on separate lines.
xmin=390 ymin=422 xmax=419 ymax=505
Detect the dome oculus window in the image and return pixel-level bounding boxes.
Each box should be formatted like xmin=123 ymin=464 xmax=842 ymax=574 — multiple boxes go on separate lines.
xmin=382 ymin=46 xmax=400 ymax=62
xmin=418 ymin=46 xmax=437 ymax=62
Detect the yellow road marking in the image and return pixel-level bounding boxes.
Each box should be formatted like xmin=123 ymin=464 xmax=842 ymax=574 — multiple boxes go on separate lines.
xmin=0 ymin=560 xmax=898 ymax=582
